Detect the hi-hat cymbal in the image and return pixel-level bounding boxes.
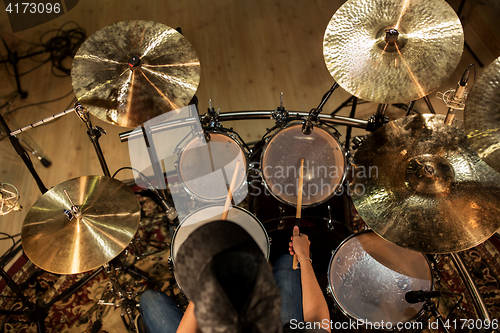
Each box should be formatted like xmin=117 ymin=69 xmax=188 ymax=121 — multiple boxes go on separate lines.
xmin=21 ymin=176 xmax=141 ymax=274
xmin=350 ymin=114 xmax=500 ymax=254
xmin=71 ymin=20 xmax=200 ymax=128
xmin=464 ymin=56 xmax=500 ymax=173
xmin=323 ymin=0 xmax=463 ymax=104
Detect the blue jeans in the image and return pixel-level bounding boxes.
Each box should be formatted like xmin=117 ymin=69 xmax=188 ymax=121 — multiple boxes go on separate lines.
xmin=139 ymin=254 xmax=302 ymax=333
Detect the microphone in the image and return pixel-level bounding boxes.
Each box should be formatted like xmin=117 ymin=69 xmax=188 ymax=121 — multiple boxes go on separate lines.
xmin=443 ymin=65 xmax=471 ymax=125
xmin=405 ymin=290 xmax=442 ymax=304
xmin=137 ymin=173 xmax=177 ymax=220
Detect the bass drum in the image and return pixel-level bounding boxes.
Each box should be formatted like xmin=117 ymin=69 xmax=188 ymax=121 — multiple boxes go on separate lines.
xmin=327 ymin=231 xmax=433 ymax=329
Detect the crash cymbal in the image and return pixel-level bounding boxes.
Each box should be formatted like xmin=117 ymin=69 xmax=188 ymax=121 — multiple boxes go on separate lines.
xmin=71 ymin=20 xmax=200 ymax=127
xmin=350 ymin=114 xmax=500 ymax=253
xmin=21 ymin=176 xmax=141 ymax=274
xmin=323 ymin=0 xmax=463 ymax=104
xmin=464 ymin=56 xmax=500 ymax=173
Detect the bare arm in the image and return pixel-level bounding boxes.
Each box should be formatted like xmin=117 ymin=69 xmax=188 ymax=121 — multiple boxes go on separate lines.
xmin=289 ymin=226 xmax=331 ymax=332
xmin=176 ymin=302 xmax=200 ymax=333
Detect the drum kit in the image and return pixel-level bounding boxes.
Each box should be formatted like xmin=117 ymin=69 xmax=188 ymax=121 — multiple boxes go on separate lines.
xmin=0 ymin=0 xmax=499 ymax=331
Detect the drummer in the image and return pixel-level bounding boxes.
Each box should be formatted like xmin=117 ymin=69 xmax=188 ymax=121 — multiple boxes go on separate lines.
xmin=139 ymin=222 xmax=332 ymax=333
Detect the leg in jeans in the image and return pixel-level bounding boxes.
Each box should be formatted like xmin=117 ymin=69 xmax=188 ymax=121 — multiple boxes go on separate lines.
xmin=139 ymin=289 xmax=184 ymax=333
xmin=273 ymin=254 xmax=303 ymax=325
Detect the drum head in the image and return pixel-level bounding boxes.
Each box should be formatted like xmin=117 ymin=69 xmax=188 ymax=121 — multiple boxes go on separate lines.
xmin=328 ymin=231 xmax=432 ymax=325
xmin=261 ymin=124 xmax=345 ymax=206
xmin=178 ymin=133 xmax=247 ymax=201
xmin=171 ymin=205 xmax=269 ymax=263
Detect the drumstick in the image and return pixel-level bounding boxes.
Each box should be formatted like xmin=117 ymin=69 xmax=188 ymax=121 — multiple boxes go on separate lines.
xmin=293 ymin=158 xmax=305 ymax=270
xmin=221 ymin=160 xmax=241 ymax=220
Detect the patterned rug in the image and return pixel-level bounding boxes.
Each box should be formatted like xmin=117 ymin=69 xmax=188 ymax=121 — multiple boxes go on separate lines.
xmin=0 ymin=192 xmax=498 ymax=332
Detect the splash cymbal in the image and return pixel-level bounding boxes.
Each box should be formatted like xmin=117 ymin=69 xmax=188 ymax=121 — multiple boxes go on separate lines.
xmin=21 ymin=176 xmax=141 ymax=274
xmin=350 ymin=114 xmax=500 ymax=253
xmin=464 ymin=56 xmax=500 ymax=174
xmin=71 ymin=20 xmax=200 ymax=127
xmin=323 ymin=0 xmax=463 ymax=104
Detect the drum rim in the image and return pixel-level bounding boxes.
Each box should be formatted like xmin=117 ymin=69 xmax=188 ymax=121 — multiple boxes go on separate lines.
xmin=326 ymin=229 xmax=434 ymax=327
xmin=170 ymin=204 xmax=270 ymax=264
xmin=175 ymin=131 xmax=249 ymax=202
xmin=260 ymin=122 xmax=347 ymax=207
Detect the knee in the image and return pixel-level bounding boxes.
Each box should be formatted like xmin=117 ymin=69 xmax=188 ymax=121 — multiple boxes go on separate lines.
xmin=140 ymin=289 xmax=164 ymax=308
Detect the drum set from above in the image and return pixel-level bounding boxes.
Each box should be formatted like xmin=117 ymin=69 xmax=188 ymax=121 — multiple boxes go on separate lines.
xmin=1 ymin=0 xmax=500 ymax=331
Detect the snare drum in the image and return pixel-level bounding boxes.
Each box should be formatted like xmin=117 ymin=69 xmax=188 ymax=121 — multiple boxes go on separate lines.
xmin=170 ymin=205 xmax=270 ymax=267
xmin=260 ymin=123 xmax=346 ymax=207
xmin=176 ymin=131 xmax=248 ymax=202
xmin=327 ymin=231 xmax=433 ymax=328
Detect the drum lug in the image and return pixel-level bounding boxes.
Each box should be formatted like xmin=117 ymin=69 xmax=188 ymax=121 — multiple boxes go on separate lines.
xmin=327 ymin=205 xmax=334 ymax=230
xmin=168 ymin=256 xmax=174 ymax=273
xmin=278 ymin=204 xmax=285 ymax=230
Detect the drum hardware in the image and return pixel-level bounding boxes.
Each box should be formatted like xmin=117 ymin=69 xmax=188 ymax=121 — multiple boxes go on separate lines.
xmin=270 ymin=92 xmax=289 ymax=126
xmin=278 ymin=204 xmax=285 ymax=230
xmin=326 ymin=205 xmax=334 ymax=231
xmin=464 ymin=56 xmax=500 ymax=173
xmin=350 ymin=114 xmax=500 ymax=254
xmin=323 ymin=0 xmax=464 ymax=104
xmin=71 ymin=20 xmax=201 ymax=128
xmin=302 ymin=82 xmax=340 ymax=135
xmin=74 ymin=101 xmax=111 ymax=177
xmin=0 ymin=111 xmax=48 ymax=194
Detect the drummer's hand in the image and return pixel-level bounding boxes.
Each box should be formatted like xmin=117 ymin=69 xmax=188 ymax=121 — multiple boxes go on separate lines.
xmin=289 ymin=226 xmax=310 ymax=260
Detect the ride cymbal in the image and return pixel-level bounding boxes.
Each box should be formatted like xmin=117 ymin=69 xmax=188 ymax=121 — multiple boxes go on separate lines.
xmin=464 ymin=56 xmax=500 ymax=173
xmin=350 ymin=114 xmax=500 ymax=253
xmin=323 ymin=0 xmax=463 ymax=104
xmin=21 ymin=176 xmax=141 ymax=274
xmin=71 ymin=20 xmax=200 ymax=127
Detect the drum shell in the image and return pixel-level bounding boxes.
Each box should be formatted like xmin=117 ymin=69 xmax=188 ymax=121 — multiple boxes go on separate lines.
xmin=327 ymin=230 xmax=434 ymax=329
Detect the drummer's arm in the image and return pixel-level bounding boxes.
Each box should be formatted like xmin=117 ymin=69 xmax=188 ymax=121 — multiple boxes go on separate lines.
xmin=177 ymin=302 xmax=200 ymax=333
xmin=290 ymin=226 xmax=331 ymax=332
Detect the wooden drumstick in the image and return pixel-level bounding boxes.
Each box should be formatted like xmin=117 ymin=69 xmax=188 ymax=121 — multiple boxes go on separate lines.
xmin=293 ymin=158 xmax=305 ymax=269
xmin=221 ymin=160 xmax=241 ymax=220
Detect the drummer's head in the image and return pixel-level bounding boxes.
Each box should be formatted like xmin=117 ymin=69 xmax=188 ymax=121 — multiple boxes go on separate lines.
xmin=176 ymin=220 xmax=282 ymax=333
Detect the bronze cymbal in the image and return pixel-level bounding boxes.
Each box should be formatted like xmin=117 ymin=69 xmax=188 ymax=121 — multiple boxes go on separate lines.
xmin=464 ymin=56 xmax=500 ymax=173
xmin=21 ymin=176 xmax=141 ymax=274
xmin=71 ymin=20 xmax=200 ymax=127
xmin=323 ymin=0 xmax=463 ymax=104
xmin=350 ymin=114 xmax=500 ymax=254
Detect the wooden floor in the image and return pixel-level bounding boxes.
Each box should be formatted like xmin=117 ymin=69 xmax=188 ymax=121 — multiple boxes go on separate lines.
xmin=0 ymin=0 xmax=499 ymax=260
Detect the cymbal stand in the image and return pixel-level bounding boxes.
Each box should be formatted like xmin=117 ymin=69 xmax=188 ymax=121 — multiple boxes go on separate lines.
xmin=74 ymin=102 xmax=110 ymax=177
xmin=0 ymin=112 xmax=47 ymax=194
xmin=101 ymin=262 xmax=142 ymax=332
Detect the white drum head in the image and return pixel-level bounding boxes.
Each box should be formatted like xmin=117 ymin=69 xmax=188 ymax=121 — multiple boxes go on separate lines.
xmin=171 ymin=205 xmax=269 ymax=263
xmin=178 ymin=133 xmax=247 ymax=201
xmin=328 ymin=231 xmax=432 ymax=325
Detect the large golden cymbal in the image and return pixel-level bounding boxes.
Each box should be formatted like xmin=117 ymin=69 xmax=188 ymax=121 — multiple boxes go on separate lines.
xmin=21 ymin=176 xmax=141 ymax=274
xmin=350 ymin=114 xmax=500 ymax=254
xmin=464 ymin=56 xmax=500 ymax=173
xmin=323 ymin=0 xmax=463 ymax=104
xmin=71 ymin=20 xmax=200 ymax=127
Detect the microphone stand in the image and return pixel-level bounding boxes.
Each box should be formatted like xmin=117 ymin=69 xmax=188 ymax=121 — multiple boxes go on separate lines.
xmin=303 ymin=82 xmax=340 ymax=134
xmin=0 ymin=112 xmax=47 ymax=194
xmin=74 ymin=102 xmax=111 ymax=177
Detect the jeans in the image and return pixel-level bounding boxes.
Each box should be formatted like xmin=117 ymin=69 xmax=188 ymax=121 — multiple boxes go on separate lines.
xmin=139 ymin=254 xmax=302 ymax=333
